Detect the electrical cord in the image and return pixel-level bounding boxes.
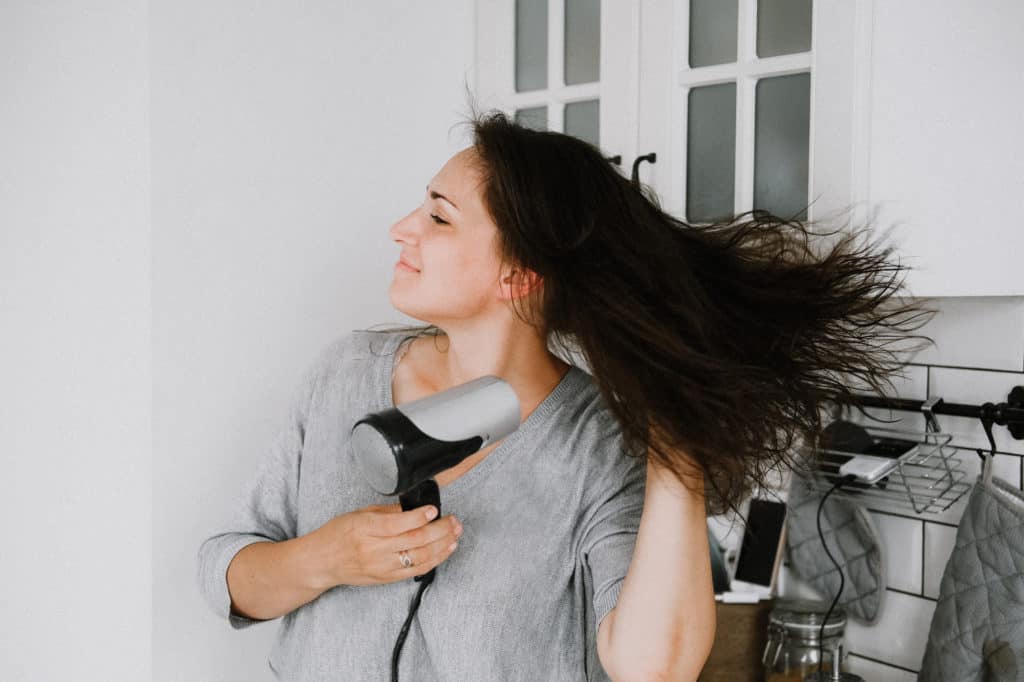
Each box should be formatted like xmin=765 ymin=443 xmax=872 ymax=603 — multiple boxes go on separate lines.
xmin=815 ymin=473 xmax=857 ymax=676
xmin=391 ymin=571 xmax=434 ymax=682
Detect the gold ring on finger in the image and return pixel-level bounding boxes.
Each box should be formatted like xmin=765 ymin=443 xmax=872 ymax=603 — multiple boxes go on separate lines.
xmin=399 ymin=549 xmax=413 ymax=569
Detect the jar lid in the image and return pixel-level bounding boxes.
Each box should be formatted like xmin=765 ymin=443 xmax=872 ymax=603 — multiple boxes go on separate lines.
xmin=768 ymin=598 xmax=847 ymax=635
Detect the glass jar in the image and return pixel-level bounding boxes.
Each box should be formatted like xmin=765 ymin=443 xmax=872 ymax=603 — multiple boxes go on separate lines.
xmin=761 ymin=599 xmax=851 ymax=682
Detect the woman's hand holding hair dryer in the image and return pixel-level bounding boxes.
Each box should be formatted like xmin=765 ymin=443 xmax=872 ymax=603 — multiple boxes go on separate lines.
xmin=226 ymin=502 xmax=462 ymax=622
xmin=308 ymin=502 xmax=462 ymax=588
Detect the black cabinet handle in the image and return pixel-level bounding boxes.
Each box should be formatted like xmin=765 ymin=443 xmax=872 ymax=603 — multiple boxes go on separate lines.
xmin=631 ymin=152 xmax=657 ymax=186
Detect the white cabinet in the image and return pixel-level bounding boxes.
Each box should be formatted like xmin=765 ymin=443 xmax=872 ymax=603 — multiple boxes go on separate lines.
xmin=858 ymin=0 xmax=1022 ymax=297
xmin=808 ymin=0 xmax=1024 ymax=296
xmin=474 ymin=0 xmax=641 ymax=177
xmin=475 ymin=0 xmax=1024 ymax=297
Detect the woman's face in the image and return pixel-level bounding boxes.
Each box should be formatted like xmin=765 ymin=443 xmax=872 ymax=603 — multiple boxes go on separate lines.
xmin=388 ymin=147 xmax=510 ymax=326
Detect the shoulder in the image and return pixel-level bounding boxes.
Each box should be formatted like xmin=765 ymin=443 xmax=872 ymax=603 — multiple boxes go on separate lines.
xmin=299 ymin=327 xmax=426 ymax=394
xmin=550 ymin=369 xmax=647 ymax=484
xmin=303 ymin=330 xmax=361 ymax=376
xmin=307 ymin=328 xmax=408 ymax=371
xmin=556 ymin=373 xmax=646 ymax=547
xmin=294 ymin=329 xmax=391 ymax=389
xmin=554 ymin=370 xmax=633 ymax=453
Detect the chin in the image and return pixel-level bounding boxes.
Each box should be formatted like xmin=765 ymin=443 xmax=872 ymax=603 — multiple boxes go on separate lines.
xmin=388 ymin=290 xmax=434 ymax=326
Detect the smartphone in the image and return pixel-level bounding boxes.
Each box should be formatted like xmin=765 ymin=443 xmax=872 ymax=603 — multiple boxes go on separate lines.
xmin=862 ymin=437 xmax=920 ymax=460
xmin=839 ymin=454 xmax=901 ymax=484
xmin=729 ymin=497 xmax=788 ymax=599
xmin=823 ymin=436 xmax=919 ymax=490
xmin=837 ymin=436 xmax=919 ymax=485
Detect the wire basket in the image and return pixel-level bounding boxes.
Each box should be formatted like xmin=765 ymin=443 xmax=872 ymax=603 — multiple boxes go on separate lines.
xmin=805 ymin=424 xmax=973 ymax=515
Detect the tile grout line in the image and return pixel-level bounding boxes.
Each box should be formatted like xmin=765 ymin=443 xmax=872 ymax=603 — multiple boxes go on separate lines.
xmin=847 ymin=651 xmax=919 ymax=675
xmin=920 ymin=517 xmax=925 ymax=598
xmin=887 ymin=586 xmax=936 ymax=603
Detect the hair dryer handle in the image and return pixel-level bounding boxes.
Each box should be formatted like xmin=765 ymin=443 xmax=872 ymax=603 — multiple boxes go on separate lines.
xmin=399 ymin=478 xmax=441 ymax=583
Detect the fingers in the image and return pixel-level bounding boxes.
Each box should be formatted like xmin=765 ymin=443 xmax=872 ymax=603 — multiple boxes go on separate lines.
xmin=357 ymin=503 xmax=463 ymax=582
xmin=393 ymin=529 xmax=461 ymax=578
xmin=367 ymin=503 xmax=440 ymax=538
xmin=384 ymin=512 xmax=461 ymax=554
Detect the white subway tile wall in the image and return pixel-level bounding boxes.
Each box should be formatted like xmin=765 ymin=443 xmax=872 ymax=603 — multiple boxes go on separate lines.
xmin=870 ymin=513 xmax=922 ymax=594
xmin=711 ymin=296 xmax=1024 ymax=679
xmin=844 ymin=589 xmax=936 ymax=671
xmin=922 ymin=522 xmax=957 ymax=600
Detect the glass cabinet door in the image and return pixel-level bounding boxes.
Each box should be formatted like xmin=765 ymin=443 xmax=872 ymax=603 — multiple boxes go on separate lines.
xmin=639 ymin=0 xmax=813 ymax=224
xmin=476 ymin=0 xmax=638 ymax=176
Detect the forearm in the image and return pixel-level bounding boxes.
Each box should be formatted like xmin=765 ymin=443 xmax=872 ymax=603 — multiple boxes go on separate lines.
xmin=226 ymin=530 xmax=331 ymax=621
xmin=605 ymin=459 xmax=717 ymax=681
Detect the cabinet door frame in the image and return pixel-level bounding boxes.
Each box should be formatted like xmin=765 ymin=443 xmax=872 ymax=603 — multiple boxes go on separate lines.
xmin=809 ymin=0 xmax=874 ymax=231
xmin=474 ymin=0 xmax=640 ymax=172
xmin=639 ymin=0 xmax=820 ymax=224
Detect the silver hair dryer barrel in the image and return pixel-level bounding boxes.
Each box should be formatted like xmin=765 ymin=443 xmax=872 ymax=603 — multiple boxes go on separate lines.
xmin=350 ymin=375 xmax=521 ymax=496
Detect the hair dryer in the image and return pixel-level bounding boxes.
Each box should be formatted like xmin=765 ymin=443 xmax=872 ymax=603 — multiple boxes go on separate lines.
xmin=351 ymin=375 xmax=522 ymax=682
xmin=350 ymin=374 xmax=521 ymax=580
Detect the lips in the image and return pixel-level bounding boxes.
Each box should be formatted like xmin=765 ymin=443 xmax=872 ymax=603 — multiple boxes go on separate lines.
xmin=397 ymin=256 xmax=420 ymax=272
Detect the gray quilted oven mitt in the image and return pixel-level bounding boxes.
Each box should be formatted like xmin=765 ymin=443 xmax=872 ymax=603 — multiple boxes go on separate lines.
xmin=919 ymin=474 xmax=1024 ymax=682
xmin=785 ymin=471 xmax=886 ymax=624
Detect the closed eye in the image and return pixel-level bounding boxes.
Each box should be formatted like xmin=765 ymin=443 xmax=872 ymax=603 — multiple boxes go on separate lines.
xmin=429 ymin=213 xmax=448 ymax=225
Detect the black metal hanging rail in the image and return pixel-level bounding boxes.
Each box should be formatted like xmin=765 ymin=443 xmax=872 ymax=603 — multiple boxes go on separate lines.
xmin=847 ymin=385 xmax=1024 ymax=440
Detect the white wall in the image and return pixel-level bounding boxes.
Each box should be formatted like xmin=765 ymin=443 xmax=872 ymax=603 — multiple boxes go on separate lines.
xmin=152 ymin=2 xmax=476 ymax=680
xmin=1 ymin=1 xmax=477 ymax=680
xmin=0 ymin=2 xmax=151 ymax=680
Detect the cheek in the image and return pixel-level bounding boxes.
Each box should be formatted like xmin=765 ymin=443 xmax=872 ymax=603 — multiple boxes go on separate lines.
xmin=431 ymin=238 xmax=501 ymax=285
xmin=429 ymin=259 xmax=494 ymax=307
xmin=458 ymin=252 xmax=498 ymax=281
xmin=463 ymin=255 xmax=504 ymax=299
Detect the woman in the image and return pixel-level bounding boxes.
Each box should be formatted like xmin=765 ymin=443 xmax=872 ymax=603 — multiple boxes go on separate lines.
xmin=197 ymin=109 xmax=936 ymax=681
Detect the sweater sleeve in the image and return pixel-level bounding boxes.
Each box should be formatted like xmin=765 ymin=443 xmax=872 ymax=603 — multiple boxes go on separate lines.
xmin=195 ymin=338 xmax=338 ymax=630
xmin=580 ymin=450 xmax=647 ymax=634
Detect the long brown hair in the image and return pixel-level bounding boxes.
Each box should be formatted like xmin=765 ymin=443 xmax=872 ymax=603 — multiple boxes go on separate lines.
xmin=383 ymin=105 xmax=938 ymax=518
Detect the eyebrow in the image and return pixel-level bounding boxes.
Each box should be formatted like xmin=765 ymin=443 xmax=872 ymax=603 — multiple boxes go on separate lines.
xmin=426 ymin=184 xmax=459 ymax=211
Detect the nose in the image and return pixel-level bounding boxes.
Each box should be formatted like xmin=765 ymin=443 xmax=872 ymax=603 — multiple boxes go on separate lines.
xmin=389 ymin=208 xmax=421 ymax=245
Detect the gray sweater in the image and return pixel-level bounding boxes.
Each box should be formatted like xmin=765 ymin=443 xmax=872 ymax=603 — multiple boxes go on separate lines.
xmin=196 ymin=329 xmax=647 ymax=681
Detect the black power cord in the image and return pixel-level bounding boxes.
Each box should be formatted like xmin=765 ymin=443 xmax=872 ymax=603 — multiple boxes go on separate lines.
xmin=815 ymin=473 xmax=857 ymax=676
xmin=392 ymin=480 xmax=441 ymax=681
xmin=391 ymin=571 xmax=434 ymax=682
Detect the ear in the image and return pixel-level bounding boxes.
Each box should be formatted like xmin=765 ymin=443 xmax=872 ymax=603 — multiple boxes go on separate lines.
xmin=498 ymin=266 xmax=543 ymax=301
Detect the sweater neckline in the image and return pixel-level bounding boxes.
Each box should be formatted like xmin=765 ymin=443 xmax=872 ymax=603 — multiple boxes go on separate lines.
xmin=374 ymin=330 xmax=587 ymax=499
